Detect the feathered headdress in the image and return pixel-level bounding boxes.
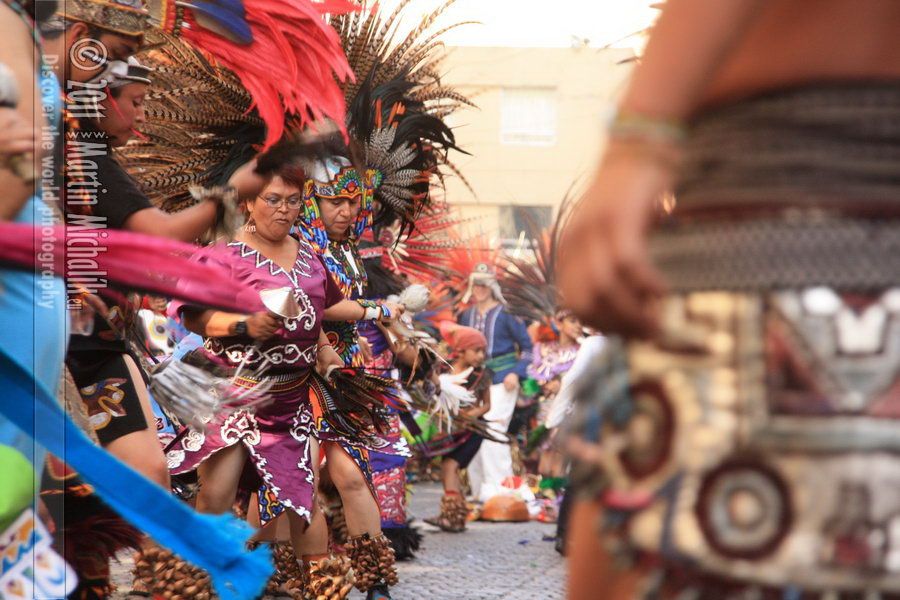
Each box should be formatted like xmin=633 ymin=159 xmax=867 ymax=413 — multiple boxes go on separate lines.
xmin=115 ymin=31 xmax=265 ymax=211
xmin=51 ymin=0 xmax=148 ymax=39
xmin=500 ymin=191 xmax=578 ymax=325
xmin=112 ymin=0 xmax=361 ymax=210
xmin=358 ymin=203 xmax=466 ymax=285
xmin=149 ymin=0 xmax=356 ymax=148
xmin=298 ymin=0 xmax=472 ymax=247
xmin=444 ymin=237 xmax=504 ymax=305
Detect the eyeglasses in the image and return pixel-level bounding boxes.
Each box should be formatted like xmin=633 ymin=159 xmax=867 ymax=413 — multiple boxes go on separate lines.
xmin=259 ymin=194 xmax=302 ymax=209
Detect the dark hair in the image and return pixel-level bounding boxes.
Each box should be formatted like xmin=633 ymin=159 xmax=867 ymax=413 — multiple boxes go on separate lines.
xmin=108 ymin=79 xmax=148 ymax=99
xmin=41 ymin=19 xmax=106 ymax=41
xmin=277 ymin=166 xmax=306 ymax=190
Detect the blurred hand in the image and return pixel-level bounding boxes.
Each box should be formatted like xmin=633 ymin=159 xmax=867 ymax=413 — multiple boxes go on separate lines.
xmin=147 ymin=296 xmax=168 ymax=314
xmin=246 ymin=311 xmax=279 ymax=340
xmin=379 ymin=301 xmax=404 ymax=324
xmin=544 ymin=378 xmax=562 ymax=396
xmin=557 ymin=147 xmax=671 ymax=338
xmin=503 ymin=372 xmax=519 ymax=393
xmin=227 ymin=159 xmax=266 ymax=200
xmin=316 ymin=344 xmax=344 ymax=376
xmin=80 ymin=292 xmax=109 ymax=319
xmin=0 ymin=108 xmax=34 ymax=160
xmin=358 ymin=335 xmax=374 ymax=363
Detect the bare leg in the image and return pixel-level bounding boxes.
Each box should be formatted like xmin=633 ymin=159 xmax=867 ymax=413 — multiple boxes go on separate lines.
xmin=195 ymin=443 xmax=248 ymax=514
xmin=549 ymin=449 xmax=566 ymax=479
xmin=324 ymin=442 xmax=381 ymax=537
xmin=103 ymin=354 xmax=170 ymax=487
xmin=568 ymin=498 xmax=645 ymax=600
xmin=441 ymin=458 xmax=462 ymax=494
xmin=291 ymin=437 xmax=329 ymax=555
xmin=290 ymin=507 xmax=327 ymax=555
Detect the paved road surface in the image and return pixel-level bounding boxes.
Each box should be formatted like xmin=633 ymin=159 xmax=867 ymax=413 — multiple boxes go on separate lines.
xmin=111 ymin=483 xmax=567 ymax=599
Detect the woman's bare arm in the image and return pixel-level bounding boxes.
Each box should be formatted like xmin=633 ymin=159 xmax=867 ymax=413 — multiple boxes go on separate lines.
xmin=182 ymin=309 xmax=278 ymax=340
xmin=621 ymin=0 xmax=765 ymax=119
xmin=322 ymin=299 xmax=367 ymax=322
xmin=182 ymin=309 xmax=243 ymax=337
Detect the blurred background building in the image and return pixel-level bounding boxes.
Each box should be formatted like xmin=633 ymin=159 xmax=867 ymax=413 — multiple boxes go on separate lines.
xmin=372 ymin=0 xmax=660 ymax=244
xmin=440 ymin=45 xmax=636 ymax=244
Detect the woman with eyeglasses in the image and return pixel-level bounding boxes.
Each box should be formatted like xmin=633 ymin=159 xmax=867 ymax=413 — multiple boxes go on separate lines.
xmin=166 ymin=167 xmax=402 ymax=596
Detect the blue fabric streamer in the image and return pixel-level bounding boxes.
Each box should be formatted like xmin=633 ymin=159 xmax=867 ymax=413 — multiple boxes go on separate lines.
xmin=1 ymin=353 xmax=272 ymax=600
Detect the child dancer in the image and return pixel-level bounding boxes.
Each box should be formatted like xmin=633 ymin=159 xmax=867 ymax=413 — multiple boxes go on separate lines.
xmin=425 ymin=323 xmax=493 ymax=532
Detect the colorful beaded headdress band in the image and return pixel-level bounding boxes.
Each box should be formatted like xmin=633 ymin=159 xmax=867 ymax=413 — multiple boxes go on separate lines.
xmin=298 ymin=157 xmax=378 ymax=253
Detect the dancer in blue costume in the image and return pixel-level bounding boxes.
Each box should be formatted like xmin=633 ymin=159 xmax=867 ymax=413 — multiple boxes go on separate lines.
xmin=457 ymin=264 xmax=534 ymax=501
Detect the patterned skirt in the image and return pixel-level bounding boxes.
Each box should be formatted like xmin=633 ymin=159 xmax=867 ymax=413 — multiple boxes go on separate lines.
xmin=566 ymin=83 xmax=900 ymax=597
xmin=234 ymin=374 xmax=411 ymax=526
xmin=167 ymin=372 xmax=318 ymax=522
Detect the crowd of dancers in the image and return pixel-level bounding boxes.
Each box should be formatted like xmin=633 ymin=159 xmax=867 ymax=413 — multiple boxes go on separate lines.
xmin=0 ymin=1 xmax=588 ymax=599
xmin=4 ymin=1 xmax=900 ymax=600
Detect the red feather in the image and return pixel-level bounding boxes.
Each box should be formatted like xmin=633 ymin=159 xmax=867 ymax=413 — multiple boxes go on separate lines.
xmin=173 ymin=0 xmax=357 ymax=148
xmin=445 ymin=235 xmax=502 ymax=296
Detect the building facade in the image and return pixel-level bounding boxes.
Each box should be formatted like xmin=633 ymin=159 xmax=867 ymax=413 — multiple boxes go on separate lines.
xmin=440 ymin=46 xmax=636 ymax=242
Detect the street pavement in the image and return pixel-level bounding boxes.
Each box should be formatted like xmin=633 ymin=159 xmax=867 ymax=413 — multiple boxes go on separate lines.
xmin=111 ymin=482 xmax=567 ymax=599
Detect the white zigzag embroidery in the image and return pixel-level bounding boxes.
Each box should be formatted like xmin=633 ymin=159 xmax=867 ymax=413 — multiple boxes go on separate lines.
xmin=229 ymin=241 xmax=313 ymax=283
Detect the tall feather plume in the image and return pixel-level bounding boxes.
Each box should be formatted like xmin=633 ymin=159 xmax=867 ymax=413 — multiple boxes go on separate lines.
xmin=327 ymin=0 xmax=474 ymax=233
xmin=150 ymin=0 xmax=356 ymax=148
xmin=358 ymin=203 xmax=468 ymax=284
xmin=444 ymin=234 xmax=501 ymax=299
xmin=117 ymin=30 xmax=264 ymax=212
xmin=499 ymin=188 xmax=580 ymax=324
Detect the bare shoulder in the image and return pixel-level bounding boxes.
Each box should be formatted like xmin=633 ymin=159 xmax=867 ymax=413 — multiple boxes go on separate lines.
xmin=0 ymin=3 xmax=32 ymax=54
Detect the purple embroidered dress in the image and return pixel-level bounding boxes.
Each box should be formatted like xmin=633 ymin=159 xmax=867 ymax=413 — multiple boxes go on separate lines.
xmin=528 ymin=341 xmax=580 ymax=423
xmin=166 ymin=240 xmax=344 ymax=523
xmin=527 ymin=341 xmax=580 ymax=385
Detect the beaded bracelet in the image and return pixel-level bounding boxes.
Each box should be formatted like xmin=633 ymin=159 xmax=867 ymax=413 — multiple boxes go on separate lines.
xmin=357 ymin=299 xmax=386 ymax=321
xmin=608 ymin=111 xmax=688 ymax=146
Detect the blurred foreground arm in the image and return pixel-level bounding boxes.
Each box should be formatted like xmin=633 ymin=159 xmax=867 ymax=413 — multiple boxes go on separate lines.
xmin=557 ymin=0 xmax=764 ymax=338
xmin=0 ymin=3 xmax=45 ymax=220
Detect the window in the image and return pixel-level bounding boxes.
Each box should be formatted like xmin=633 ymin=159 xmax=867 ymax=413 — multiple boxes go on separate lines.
xmin=500 ymin=87 xmax=558 ymax=146
xmin=498 ymin=205 xmax=553 ymax=243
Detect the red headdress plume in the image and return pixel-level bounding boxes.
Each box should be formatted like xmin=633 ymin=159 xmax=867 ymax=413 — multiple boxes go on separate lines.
xmin=445 ymin=235 xmax=501 ymax=301
xmin=152 ymin=0 xmax=358 ymax=148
